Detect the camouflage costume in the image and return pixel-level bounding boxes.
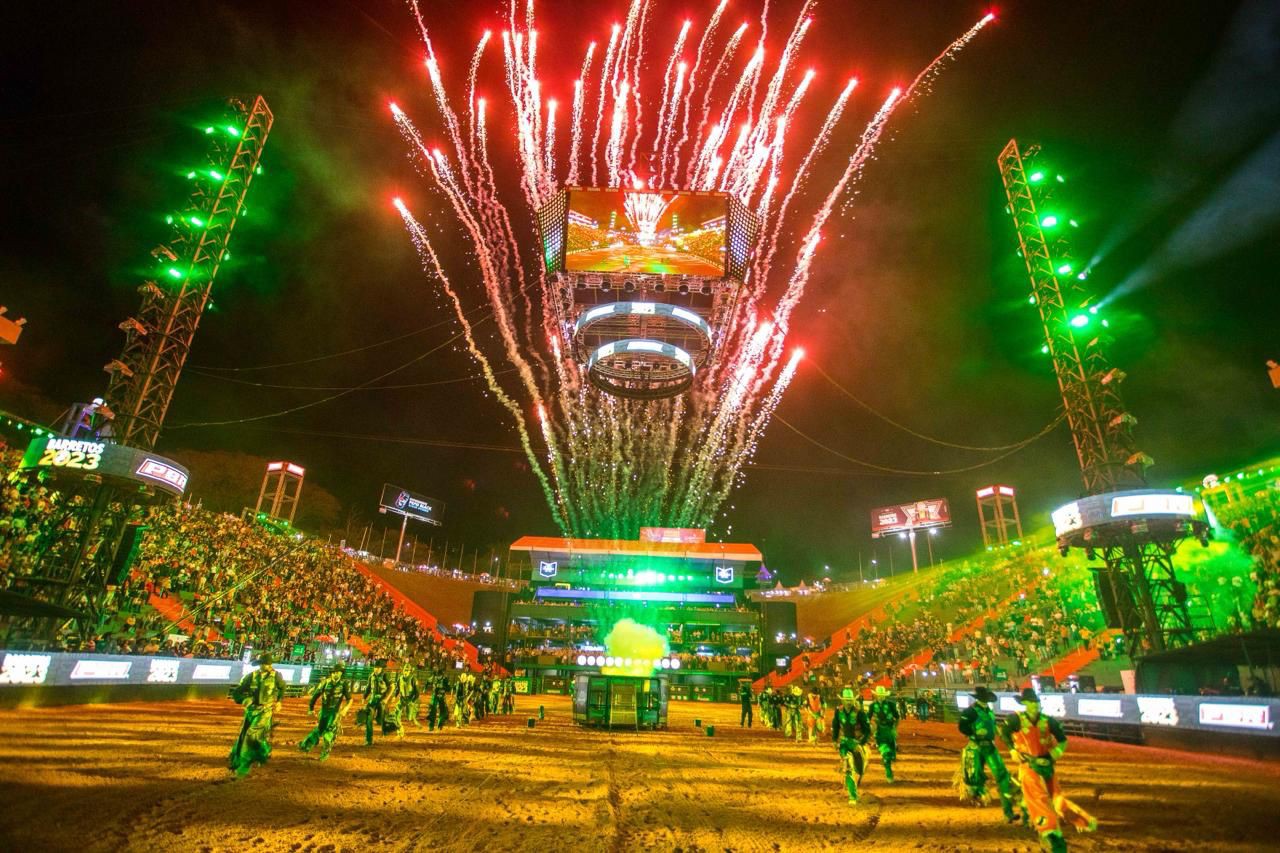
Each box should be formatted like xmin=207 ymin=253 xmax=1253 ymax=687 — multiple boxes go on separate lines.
xmin=299 ymin=664 xmax=352 ymax=760
xmin=229 ymin=656 xmax=285 ymax=776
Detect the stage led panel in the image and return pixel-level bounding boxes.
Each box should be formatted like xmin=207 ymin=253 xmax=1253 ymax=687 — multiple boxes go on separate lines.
xmin=565 ymin=188 xmax=728 ymax=276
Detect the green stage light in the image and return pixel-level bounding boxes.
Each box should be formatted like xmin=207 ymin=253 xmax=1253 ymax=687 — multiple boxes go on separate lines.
xmin=1040 ymin=344 xmax=1050 ymax=354
xmin=1028 ymin=171 xmax=1045 ymax=183
xmin=1101 ymin=319 xmax=1110 ymax=328
xmin=226 ymin=125 xmax=240 ymax=137
xmin=1028 ymin=295 xmax=1036 ymax=304
xmin=1069 ymin=314 xmax=1090 ymax=328
xmin=1088 ymin=305 xmax=1098 ymax=314
xmin=204 ymin=126 xmax=214 ymax=135
xmin=1056 ymin=174 xmax=1065 ymax=183
xmin=1057 ymin=263 xmax=1073 ymax=275
xmin=186 ymin=171 xmax=196 ymax=179
xmin=209 ymin=170 xmax=224 ymax=181
xmin=166 ymin=267 xmax=184 ymax=280
xmin=189 ymin=216 xmax=205 ymax=228
xmin=1040 ymin=214 xmax=1059 ymax=228
xmin=1068 ymin=218 xmax=1079 ymax=227
xmin=164 ymin=215 xmax=174 ymax=224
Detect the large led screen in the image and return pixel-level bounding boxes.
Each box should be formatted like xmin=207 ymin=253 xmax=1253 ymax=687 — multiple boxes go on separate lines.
xmin=565 ymin=188 xmax=728 ymax=276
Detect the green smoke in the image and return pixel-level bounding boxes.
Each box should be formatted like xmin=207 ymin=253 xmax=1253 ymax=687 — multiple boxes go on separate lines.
xmin=602 ymin=618 xmax=669 ymax=676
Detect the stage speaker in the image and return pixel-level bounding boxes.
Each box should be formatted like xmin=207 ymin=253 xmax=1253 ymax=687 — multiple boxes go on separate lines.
xmin=762 ymin=601 xmax=798 ymax=656
xmin=1092 ymin=568 xmax=1139 ymax=631
xmin=109 ymin=523 xmax=149 ymax=586
xmin=471 ymin=590 xmax=510 ymax=652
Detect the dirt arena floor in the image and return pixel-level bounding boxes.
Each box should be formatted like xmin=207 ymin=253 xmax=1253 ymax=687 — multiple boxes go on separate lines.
xmin=0 ymin=696 xmax=1277 ymax=852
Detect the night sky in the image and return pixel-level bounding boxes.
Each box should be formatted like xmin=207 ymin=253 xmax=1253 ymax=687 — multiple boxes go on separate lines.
xmin=2 ymin=1 xmax=1277 ymax=582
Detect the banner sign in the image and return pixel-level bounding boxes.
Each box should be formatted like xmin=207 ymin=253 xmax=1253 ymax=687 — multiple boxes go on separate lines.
xmin=871 ymin=498 xmax=951 ymax=537
xmin=0 ymin=651 xmax=312 ymax=688
xmin=639 ymin=527 xmax=707 ymax=543
xmin=20 ymin=436 xmax=189 ymax=497
xmin=379 ymin=483 xmax=443 ymax=525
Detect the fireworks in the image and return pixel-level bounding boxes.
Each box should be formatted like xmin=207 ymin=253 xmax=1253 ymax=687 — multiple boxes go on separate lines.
xmin=392 ymin=1 xmax=994 ymax=537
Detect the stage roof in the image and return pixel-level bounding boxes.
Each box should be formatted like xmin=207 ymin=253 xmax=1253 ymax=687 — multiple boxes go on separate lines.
xmin=509 ymin=535 xmax=762 ymax=563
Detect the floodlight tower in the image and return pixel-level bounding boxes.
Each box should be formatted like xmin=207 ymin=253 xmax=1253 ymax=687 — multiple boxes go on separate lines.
xmin=975 ymin=485 xmax=1022 ymax=548
xmin=997 ymin=139 xmax=1209 ymax=656
xmin=105 ymin=95 xmax=272 ymax=449
xmin=22 ymin=98 xmax=271 ymax=634
xmin=255 ymin=461 xmax=305 ymax=526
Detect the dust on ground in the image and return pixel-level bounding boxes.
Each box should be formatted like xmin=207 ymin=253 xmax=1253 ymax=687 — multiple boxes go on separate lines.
xmin=0 ymin=696 xmax=1275 ymax=852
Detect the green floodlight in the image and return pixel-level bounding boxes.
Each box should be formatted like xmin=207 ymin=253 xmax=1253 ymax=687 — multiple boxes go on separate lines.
xmin=186 ymin=171 xmax=197 ymax=180
xmin=1069 ymin=313 xmax=1090 ymax=328
xmin=164 ymin=215 xmax=174 ymax=224
xmin=1088 ymin=305 xmax=1099 ymax=314
xmin=209 ymin=170 xmax=224 ymax=181
xmin=1028 ymin=171 xmax=1045 ymax=183
xmin=1057 ymin=262 xmax=1073 ymax=275
xmin=1040 ymin=214 xmax=1059 ymax=228
xmin=225 ymin=125 xmax=241 ymax=138
xmin=1040 ymin=344 xmax=1050 ymax=354
xmin=166 ymin=267 xmax=184 ymax=280
xmin=1068 ymin=218 xmax=1079 ymax=228
xmin=1028 ymin=295 xmax=1036 ymax=305
xmin=188 ymin=216 xmax=205 ymax=228
xmin=1056 ymin=174 xmax=1065 ymax=183
xmin=204 ymin=126 xmax=214 ymax=135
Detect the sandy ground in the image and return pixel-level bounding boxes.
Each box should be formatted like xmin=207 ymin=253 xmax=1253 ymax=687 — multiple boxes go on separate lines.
xmin=0 ymin=696 xmax=1277 ymax=852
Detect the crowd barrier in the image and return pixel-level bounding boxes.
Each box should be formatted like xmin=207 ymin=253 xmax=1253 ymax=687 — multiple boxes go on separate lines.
xmin=960 ymin=691 xmax=1278 ymax=744
xmin=0 ymin=650 xmax=315 ymax=707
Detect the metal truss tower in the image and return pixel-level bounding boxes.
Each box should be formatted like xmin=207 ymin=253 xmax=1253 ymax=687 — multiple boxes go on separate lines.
xmin=18 ymin=98 xmax=272 ymax=639
xmin=105 ymin=95 xmax=273 ymax=449
xmin=997 ymin=139 xmax=1208 ymax=656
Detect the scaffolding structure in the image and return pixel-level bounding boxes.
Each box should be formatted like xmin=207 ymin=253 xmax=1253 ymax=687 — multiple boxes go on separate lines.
xmin=997 ymin=139 xmax=1208 ymax=656
xmin=105 ymin=96 xmax=272 ymax=449
xmin=255 ymin=461 xmax=305 ymax=526
xmin=20 ymin=98 xmax=272 ymax=637
xmin=975 ymin=485 xmax=1022 ymax=548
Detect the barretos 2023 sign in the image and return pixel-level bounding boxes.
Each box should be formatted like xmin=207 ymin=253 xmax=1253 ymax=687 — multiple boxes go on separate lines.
xmin=20 ymin=435 xmax=189 ymax=497
xmin=379 ymin=483 xmax=443 ymax=525
xmin=871 ymin=498 xmax=951 ymax=537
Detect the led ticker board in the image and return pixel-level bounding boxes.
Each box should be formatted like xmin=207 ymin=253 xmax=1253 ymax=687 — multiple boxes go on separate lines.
xmin=951 ymin=691 xmax=1278 ymax=738
xmin=0 ymin=651 xmax=312 ymax=688
xmin=379 ymin=483 xmax=443 ymax=526
xmin=1052 ymin=490 xmax=1198 ymax=537
xmin=871 ymin=498 xmax=951 ymax=537
xmin=20 ymin=435 xmax=189 ymax=497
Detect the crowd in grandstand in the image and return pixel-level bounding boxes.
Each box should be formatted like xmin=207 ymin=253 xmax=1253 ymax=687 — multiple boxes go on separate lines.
xmin=1214 ymin=485 xmax=1280 ymax=630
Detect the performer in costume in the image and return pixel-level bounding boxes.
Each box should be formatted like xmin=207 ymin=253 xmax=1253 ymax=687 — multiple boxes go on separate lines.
xmin=361 ymin=659 xmax=391 ymax=746
xmin=1000 ymin=687 xmax=1097 ymax=852
xmin=299 ymin=661 xmax=352 ymax=760
xmin=229 ymin=652 xmax=285 ymax=777
xmin=957 ymin=685 xmax=1018 ymax=821
xmin=831 ymin=687 xmax=872 ymax=804
xmin=739 ymin=681 xmax=754 ymax=728
xmin=803 ymin=685 xmax=825 ymax=744
xmin=867 ymin=685 xmax=900 ymax=781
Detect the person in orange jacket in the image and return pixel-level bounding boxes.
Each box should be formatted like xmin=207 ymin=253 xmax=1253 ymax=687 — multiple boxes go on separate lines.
xmin=803 ymin=685 xmax=825 ymax=744
xmin=1000 ymin=687 xmax=1097 ymax=852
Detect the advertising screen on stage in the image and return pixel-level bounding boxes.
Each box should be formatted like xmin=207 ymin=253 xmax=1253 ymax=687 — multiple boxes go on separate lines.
xmin=379 ymin=483 xmax=443 ymax=525
xmin=871 ymin=498 xmax=951 ymax=537
xmin=565 ymin=188 xmax=728 ymax=277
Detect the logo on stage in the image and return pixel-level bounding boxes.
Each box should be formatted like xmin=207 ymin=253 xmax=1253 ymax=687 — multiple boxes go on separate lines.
xmin=539 ymin=560 xmax=558 ymax=578
xmin=714 ymin=565 xmax=734 ymax=584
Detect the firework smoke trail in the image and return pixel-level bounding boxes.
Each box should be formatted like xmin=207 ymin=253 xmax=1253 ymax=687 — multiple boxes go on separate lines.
xmin=567 ymin=42 xmax=595 ymax=184
xmin=395 ymin=200 xmax=569 ymax=531
xmin=668 ymin=0 xmax=729 ymax=187
xmin=654 ymin=19 xmax=692 ymax=177
xmin=682 ymin=21 xmax=749 ymax=187
xmin=395 ymin=3 xmax=994 ymax=534
xmin=591 ymin=23 xmax=622 ymax=185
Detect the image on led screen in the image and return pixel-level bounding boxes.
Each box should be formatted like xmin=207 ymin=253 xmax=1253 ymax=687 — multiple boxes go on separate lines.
xmin=565 ymin=189 xmax=727 ymax=276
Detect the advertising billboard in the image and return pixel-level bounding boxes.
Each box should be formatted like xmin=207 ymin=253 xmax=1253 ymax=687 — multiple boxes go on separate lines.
xmin=870 ymin=498 xmax=951 ymax=537
xmin=20 ymin=435 xmax=189 ymax=497
xmin=379 ymin=483 xmax=443 ymax=525
xmin=565 ymin=188 xmax=728 ymax=276
xmin=638 ymin=527 xmax=707 ymax=544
